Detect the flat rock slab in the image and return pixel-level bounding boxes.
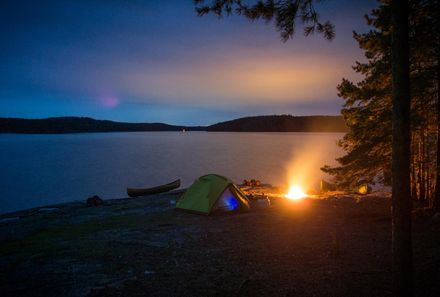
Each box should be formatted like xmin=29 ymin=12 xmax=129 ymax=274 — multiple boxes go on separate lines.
xmin=1 ymin=193 xmax=439 ymax=297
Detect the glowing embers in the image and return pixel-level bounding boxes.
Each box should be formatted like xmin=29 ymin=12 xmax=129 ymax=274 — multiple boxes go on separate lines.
xmin=285 ymin=185 xmax=308 ymax=201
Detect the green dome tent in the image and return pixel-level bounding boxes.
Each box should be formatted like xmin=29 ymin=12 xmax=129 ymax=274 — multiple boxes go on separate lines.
xmin=176 ymin=174 xmax=250 ymax=215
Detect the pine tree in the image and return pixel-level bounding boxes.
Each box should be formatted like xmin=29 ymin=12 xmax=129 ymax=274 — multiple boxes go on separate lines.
xmin=323 ymin=0 xmax=438 ymax=207
xmin=322 ymin=1 xmax=438 ymax=294
xmin=321 ymin=4 xmax=393 ymax=189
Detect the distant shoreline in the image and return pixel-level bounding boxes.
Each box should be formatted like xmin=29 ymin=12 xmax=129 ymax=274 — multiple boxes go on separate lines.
xmin=0 ymin=131 xmax=347 ymax=136
xmin=0 ymin=115 xmax=348 ymax=134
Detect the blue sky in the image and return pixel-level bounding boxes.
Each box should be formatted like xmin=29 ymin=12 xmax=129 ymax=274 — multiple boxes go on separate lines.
xmin=0 ymin=0 xmax=378 ymax=125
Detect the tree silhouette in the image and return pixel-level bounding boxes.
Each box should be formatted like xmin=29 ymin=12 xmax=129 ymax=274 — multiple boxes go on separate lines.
xmin=194 ymin=0 xmax=414 ymax=296
xmin=390 ymin=1 xmax=412 ymax=296
xmin=194 ymin=0 xmax=335 ymax=41
xmin=323 ymin=0 xmax=438 ymax=208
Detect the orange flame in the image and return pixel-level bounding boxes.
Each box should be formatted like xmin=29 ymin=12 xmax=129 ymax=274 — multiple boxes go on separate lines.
xmin=286 ymin=185 xmax=307 ymax=200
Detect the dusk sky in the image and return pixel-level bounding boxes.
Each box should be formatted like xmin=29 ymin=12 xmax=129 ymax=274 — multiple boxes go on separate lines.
xmin=1 ymin=0 xmax=378 ymax=126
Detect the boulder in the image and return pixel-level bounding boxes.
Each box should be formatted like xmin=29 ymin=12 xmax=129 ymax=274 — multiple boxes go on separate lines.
xmin=86 ymin=195 xmax=103 ymax=207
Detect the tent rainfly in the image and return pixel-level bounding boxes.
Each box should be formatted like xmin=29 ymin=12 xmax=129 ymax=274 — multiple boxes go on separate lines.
xmin=176 ymin=174 xmax=250 ymax=215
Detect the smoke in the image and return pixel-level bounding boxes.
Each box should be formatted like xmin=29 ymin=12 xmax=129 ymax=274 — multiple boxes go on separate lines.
xmin=285 ymin=134 xmax=343 ymax=192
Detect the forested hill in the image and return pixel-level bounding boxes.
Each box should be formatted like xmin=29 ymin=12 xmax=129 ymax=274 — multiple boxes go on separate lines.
xmin=0 ymin=117 xmax=205 ymax=133
xmin=0 ymin=115 xmax=347 ymax=133
xmin=207 ymin=115 xmax=348 ymax=132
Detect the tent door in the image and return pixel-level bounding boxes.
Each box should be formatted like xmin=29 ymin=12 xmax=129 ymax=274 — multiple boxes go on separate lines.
xmin=212 ymin=187 xmax=239 ymax=212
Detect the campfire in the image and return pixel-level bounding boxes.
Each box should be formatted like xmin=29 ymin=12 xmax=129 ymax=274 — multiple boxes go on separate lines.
xmin=285 ymin=185 xmax=308 ymax=200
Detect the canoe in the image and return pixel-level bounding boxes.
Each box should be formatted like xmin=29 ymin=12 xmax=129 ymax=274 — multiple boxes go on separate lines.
xmin=127 ymin=179 xmax=181 ymax=197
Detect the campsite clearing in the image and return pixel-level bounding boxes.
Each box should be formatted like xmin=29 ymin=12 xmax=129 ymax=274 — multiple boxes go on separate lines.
xmin=0 ymin=191 xmax=439 ymax=297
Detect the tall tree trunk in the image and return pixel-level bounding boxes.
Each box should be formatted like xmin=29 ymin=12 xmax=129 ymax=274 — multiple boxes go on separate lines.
xmin=419 ymin=131 xmax=426 ymax=205
xmin=411 ymin=133 xmax=417 ymax=200
xmin=391 ymin=1 xmax=413 ymax=296
xmin=434 ymin=47 xmax=440 ymax=211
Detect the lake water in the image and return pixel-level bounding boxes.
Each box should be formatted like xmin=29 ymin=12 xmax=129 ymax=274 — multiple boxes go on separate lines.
xmin=0 ymin=132 xmax=344 ymax=214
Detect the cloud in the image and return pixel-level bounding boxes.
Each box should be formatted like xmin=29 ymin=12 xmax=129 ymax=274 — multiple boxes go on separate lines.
xmin=120 ymin=49 xmax=354 ymax=106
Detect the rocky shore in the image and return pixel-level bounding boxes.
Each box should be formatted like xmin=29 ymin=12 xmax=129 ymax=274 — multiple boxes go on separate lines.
xmin=1 ymin=189 xmax=439 ymax=297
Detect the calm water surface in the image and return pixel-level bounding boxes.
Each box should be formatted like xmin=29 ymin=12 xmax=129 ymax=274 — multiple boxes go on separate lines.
xmin=0 ymin=132 xmax=344 ymax=213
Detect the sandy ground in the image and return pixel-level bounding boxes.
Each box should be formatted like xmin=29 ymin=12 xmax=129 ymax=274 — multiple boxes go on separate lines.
xmin=0 ymin=189 xmax=439 ymax=297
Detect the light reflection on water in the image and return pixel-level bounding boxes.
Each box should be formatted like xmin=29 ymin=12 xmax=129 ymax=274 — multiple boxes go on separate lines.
xmin=0 ymin=132 xmax=343 ymax=213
